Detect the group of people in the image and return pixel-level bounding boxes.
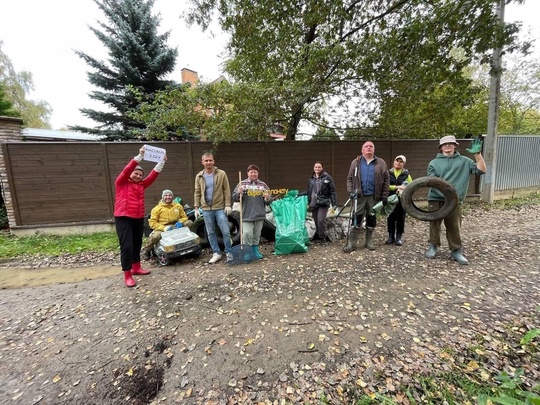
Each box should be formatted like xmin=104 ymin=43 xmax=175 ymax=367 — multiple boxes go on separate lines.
xmin=341 ymin=136 xmax=485 ymax=266
xmin=114 ymin=149 xmax=272 ymax=287
xmin=114 ymin=135 xmax=486 ymax=287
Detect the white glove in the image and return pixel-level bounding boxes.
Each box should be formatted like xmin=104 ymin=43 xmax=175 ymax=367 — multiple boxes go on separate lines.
xmin=194 ymin=209 xmax=200 ymax=219
xmin=224 ymin=206 xmax=232 ymax=215
xmin=154 ymin=161 xmax=165 ymax=173
xmin=134 ymin=147 xmax=144 ymax=162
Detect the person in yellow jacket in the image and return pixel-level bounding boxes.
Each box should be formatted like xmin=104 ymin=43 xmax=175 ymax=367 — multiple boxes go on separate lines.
xmin=142 ymin=189 xmax=193 ymax=260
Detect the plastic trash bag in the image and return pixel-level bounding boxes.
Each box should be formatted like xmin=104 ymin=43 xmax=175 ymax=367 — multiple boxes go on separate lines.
xmin=370 ymin=194 xmax=399 ymax=216
xmin=271 ymin=192 xmax=309 ymax=255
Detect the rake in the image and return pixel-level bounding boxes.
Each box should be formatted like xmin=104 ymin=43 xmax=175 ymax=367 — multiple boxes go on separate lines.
xmin=227 ymin=171 xmax=258 ymax=265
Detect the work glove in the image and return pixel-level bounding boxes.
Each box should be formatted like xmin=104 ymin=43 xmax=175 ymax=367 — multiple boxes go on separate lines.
xmin=134 ymin=146 xmax=145 ymax=162
xmin=165 ymin=225 xmax=174 ymax=231
xmin=382 ymin=198 xmax=388 ymax=206
xmin=224 ymin=206 xmax=232 ymax=215
xmin=466 ymin=137 xmax=483 ymax=154
xmin=174 ymin=221 xmax=183 ymax=228
xmin=349 ymin=190 xmax=358 ymax=199
xmin=183 ymin=219 xmax=193 ymax=228
xmin=194 ymin=209 xmax=200 ymax=219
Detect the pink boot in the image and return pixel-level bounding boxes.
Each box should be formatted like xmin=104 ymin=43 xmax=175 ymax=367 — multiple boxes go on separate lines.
xmin=131 ymin=262 xmax=151 ymax=276
xmin=124 ymin=271 xmax=136 ymax=287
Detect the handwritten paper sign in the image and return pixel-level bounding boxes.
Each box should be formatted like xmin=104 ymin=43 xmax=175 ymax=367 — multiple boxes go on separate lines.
xmin=143 ymin=145 xmax=166 ymax=163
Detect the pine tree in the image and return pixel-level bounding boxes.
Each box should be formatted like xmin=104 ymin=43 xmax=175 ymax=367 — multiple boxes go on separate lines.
xmin=72 ymin=0 xmax=178 ymax=140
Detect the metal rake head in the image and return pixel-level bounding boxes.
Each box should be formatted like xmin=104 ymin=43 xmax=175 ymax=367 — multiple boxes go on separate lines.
xmin=227 ymin=244 xmax=258 ymax=265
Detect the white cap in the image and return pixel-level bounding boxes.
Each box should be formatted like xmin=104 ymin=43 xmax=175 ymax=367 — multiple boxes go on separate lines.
xmin=394 ymin=155 xmax=406 ymax=163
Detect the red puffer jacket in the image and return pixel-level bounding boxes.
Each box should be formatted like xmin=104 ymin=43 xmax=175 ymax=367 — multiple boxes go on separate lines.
xmin=114 ymin=159 xmax=159 ymax=218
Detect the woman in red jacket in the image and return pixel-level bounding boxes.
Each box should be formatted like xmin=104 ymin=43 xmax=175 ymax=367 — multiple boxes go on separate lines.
xmin=114 ymin=146 xmax=166 ymax=287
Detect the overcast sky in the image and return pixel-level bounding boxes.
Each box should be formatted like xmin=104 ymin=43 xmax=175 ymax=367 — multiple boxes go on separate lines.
xmin=0 ymin=0 xmax=539 ymax=130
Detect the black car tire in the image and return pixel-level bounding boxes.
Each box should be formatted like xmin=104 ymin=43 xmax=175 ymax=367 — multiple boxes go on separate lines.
xmin=190 ymin=217 xmax=208 ymax=247
xmin=156 ymin=249 xmax=170 ymax=266
xmin=400 ymin=176 xmax=458 ymax=222
xmin=260 ymin=218 xmax=276 ymax=241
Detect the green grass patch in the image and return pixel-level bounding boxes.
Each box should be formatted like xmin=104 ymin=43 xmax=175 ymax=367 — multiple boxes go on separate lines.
xmin=463 ymin=191 xmax=540 ymax=214
xmin=0 ymin=232 xmax=119 ymax=258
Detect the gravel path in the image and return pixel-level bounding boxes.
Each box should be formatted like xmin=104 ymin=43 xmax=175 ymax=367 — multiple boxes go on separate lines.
xmin=0 ymin=203 xmax=539 ymax=404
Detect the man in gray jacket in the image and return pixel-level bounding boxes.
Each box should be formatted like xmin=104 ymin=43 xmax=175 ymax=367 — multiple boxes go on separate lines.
xmin=344 ymin=141 xmax=389 ymax=252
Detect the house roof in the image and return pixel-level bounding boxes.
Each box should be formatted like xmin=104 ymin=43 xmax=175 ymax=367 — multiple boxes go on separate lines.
xmin=22 ymin=128 xmax=104 ymax=141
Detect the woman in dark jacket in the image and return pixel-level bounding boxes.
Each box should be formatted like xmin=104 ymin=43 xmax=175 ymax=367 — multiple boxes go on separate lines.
xmin=305 ymin=162 xmax=337 ymax=242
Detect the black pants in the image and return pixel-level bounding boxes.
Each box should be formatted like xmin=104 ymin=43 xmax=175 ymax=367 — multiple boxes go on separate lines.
xmin=311 ymin=206 xmax=329 ymax=239
xmin=387 ymin=200 xmax=406 ymax=235
xmin=115 ymin=216 xmax=144 ymax=271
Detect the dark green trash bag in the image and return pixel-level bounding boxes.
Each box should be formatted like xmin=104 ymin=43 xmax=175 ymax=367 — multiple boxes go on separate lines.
xmin=271 ymin=192 xmax=309 ymax=255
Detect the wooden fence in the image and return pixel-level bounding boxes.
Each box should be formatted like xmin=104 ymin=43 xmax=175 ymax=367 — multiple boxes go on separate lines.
xmin=1 ymin=138 xmax=478 ymax=232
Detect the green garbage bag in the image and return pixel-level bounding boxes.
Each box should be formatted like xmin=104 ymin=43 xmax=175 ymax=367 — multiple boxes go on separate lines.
xmin=271 ymin=192 xmax=308 ymax=255
xmin=370 ymin=194 xmax=399 ymax=216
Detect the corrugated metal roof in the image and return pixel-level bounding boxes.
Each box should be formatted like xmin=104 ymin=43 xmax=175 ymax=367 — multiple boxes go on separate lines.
xmin=22 ymin=128 xmax=104 ymax=141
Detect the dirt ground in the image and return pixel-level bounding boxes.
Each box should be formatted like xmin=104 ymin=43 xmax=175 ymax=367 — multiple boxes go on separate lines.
xmin=1 ymin=203 xmax=539 ymax=404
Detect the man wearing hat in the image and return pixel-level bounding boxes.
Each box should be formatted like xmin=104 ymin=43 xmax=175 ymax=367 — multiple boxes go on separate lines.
xmin=425 ymin=135 xmax=486 ymax=264
xmin=142 ymin=189 xmax=193 ymax=260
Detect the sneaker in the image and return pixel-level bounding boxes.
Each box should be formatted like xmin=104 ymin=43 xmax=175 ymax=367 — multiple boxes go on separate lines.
xmin=225 ymin=252 xmax=234 ymax=263
xmin=208 ymin=253 xmax=222 ymax=264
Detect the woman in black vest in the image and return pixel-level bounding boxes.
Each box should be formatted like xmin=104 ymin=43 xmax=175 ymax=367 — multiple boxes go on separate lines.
xmin=386 ymin=155 xmax=413 ymax=246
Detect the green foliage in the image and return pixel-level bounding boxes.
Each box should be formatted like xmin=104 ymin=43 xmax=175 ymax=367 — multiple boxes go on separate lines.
xmin=186 ymin=0 xmax=528 ymax=140
xmin=311 ymin=126 xmax=340 ymax=140
xmin=132 ymin=80 xmax=284 ymax=142
xmin=478 ymin=368 xmax=540 ymax=405
xmin=0 ymin=81 xmax=18 ymax=117
xmin=71 ymin=0 xmax=178 ymax=140
xmin=520 ymin=329 xmax=540 ymax=346
xmin=0 ymin=232 xmax=119 ymax=258
xmin=0 ymin=203 xmax=7 ymax=230
xmin=453 ymin=57 xmax=540 ymax=136
xmin=461 ymin=192 xmax=540 ymax=216
xmin=0 ymin=41 xmax=51 ymax=127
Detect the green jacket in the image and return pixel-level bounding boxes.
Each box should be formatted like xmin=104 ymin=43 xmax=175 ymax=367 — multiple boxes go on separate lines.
xmin=427 ymin=152 xmax=485 ymax=202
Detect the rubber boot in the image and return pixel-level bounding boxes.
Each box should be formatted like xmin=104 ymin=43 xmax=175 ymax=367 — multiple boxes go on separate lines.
xmin=252 ymin=245 xmax=263 ymax=260
xmin=365 ymin=228 xmax=375 ymax=250
xmin=451 ymin=248 xmax=469 ymax=265
xmin=124 ymin=271 xmax=136 ymax=288
xmin=343 ymin=228 xmax=361 ymax=253
xmin=131 ymin=262 xmax=151 ymax=275
xmin=425 ymin=244 xmax=437 ymax=258
xmin=385 ymin=233 xmax=395 ymax=245
xmin=395 ymin=233 xmax=403 ymax=246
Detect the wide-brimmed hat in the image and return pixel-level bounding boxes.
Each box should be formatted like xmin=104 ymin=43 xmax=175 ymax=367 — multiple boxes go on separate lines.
xmin=439 ymin=135 xmax=459 ymax=147
xmin=394 ymin=155 xmax=406 ymax=163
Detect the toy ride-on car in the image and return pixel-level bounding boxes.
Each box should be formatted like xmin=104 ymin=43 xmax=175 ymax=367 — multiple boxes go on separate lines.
xmin=153 ymin=226 xmax=202 ymax=266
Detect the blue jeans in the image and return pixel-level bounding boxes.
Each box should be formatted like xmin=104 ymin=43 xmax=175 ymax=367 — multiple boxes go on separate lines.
xmin=203 ymin=209 xmax=232 ymax=254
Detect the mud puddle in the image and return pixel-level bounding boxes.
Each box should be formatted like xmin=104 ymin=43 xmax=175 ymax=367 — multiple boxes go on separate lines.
xmin=0 ymin=265 xmax=119 ymax=289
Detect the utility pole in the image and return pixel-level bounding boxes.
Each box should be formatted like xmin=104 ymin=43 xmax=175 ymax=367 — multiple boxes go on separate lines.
xmin=481 ymin=0 xmax=505 ymax=203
